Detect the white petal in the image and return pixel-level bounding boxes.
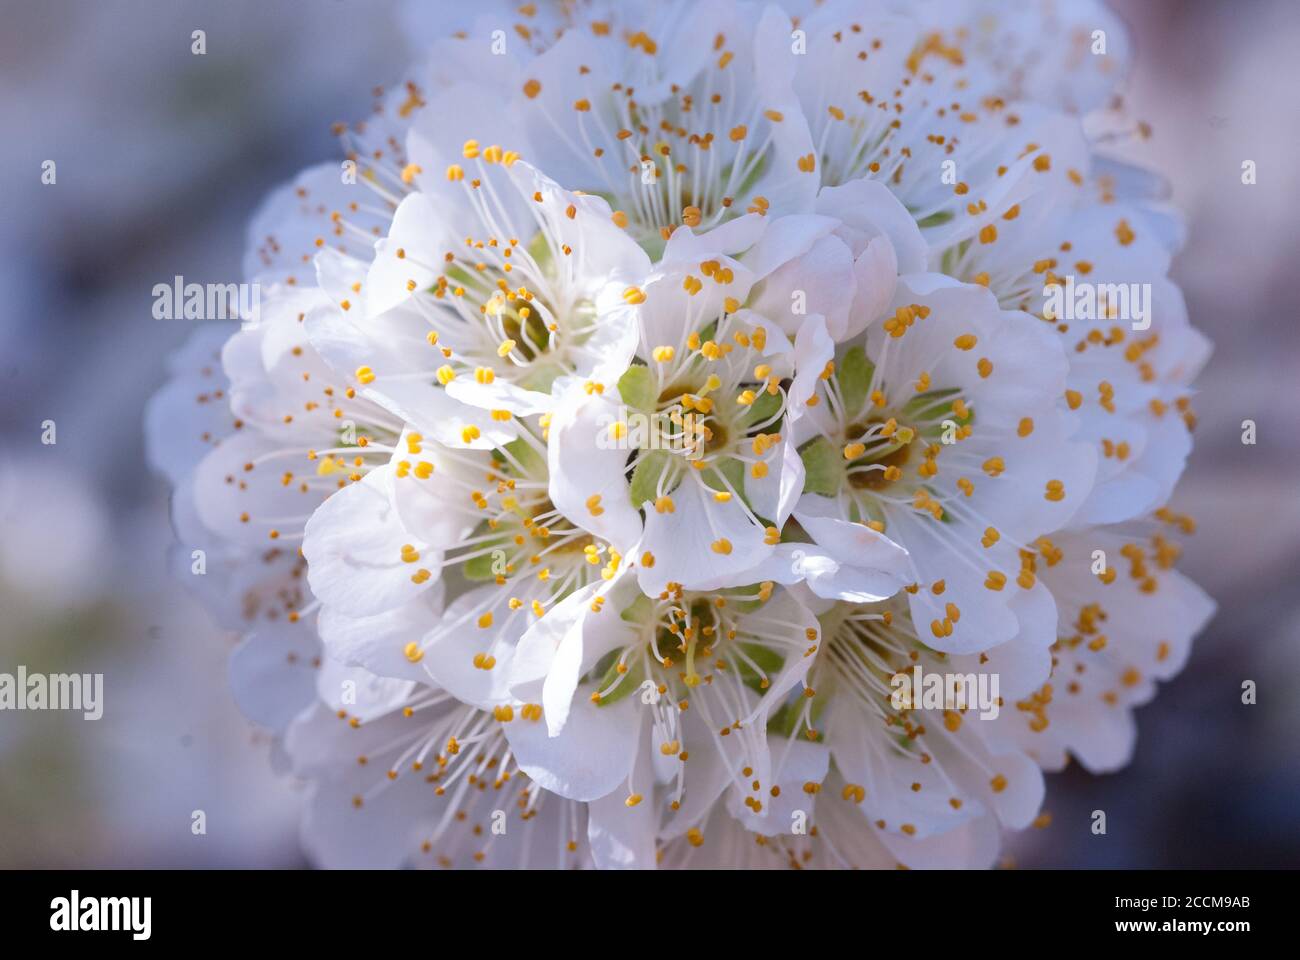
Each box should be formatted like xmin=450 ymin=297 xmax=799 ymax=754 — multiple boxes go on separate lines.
xmin=586 ymin=735 xmax=658 ymax=869
xmin=505 ymin=691 xmax=642 ymax=802
xmin=303 ymin=464 xmax=439 ymax=616
xmin=229 ymin=622 xmax=321 ymax=733
xmin=547 ymin=383 xmax=644 ymax=551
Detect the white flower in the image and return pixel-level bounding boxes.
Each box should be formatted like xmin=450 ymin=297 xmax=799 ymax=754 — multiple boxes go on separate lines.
xmin=989 ymin=522 xmax=1215 ymax=773
xmin=904 ymin=0 xmax=1133 ymax=116
xmin=772 ymin=589 xmax=1056 ymax=860
xmin=148 ymin=100 xmax=421 ymax=722
xmin=832 ymin=29 xmax=1209 ymax=534
xmin=305 ymin=418 xmax=625 ymax=707
xmin=506 ymin=0 xmax=819 ymax=243
xmin=310 ymin=153 xmax=649 ymax=451
xmin=243 ymin=66 xmax=431 ymax=288
xmin=789 ymin=273 xmax=1096 ymax=653
xmin=932 ymin=188 xmax=1210 ymax=525
xmin=288 ymin=659 xmax=591 ymax=869
xmin=148 ymin=0 xmax=1216 ymax=870
xmin=546 ymin=208 xmax=924 ymax=596
xmin=146 ymin=295 xmax=392 ymax=733
xmin=148 ymin=268 xmax=599 ymax=869
xmin=187 ymin=289 xmax=399 ymax=554
xmin=658 ymin=764 xmax=999 ymax=868
xmin=145 ymin=324 xmax=240 ymax=490
xmin=546 ymin=255 xmax=800 ymax=591
xmin=506 ymin=573 xmax=823 ymax=863
xmin=658 ymin=740 xmax=1004 ymax=869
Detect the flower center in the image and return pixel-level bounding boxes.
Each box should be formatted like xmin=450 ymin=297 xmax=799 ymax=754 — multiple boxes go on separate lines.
xmin=844 ymin=417 xmax=915 ymax=490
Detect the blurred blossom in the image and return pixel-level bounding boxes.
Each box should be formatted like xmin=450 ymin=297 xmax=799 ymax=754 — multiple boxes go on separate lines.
xmin=0 ymin=454 xmax=109 ymax=603
xmin=0 ymin=0 xmax=408 ymax=869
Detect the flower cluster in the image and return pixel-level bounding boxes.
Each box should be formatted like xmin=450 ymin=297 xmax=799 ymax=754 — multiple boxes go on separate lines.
xmin=149 ymin=0 xmax=1214 ymax=868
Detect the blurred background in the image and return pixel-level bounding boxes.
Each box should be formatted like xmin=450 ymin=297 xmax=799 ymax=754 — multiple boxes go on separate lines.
xmin=0 ymin=0 xmax=1296 ymax=868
